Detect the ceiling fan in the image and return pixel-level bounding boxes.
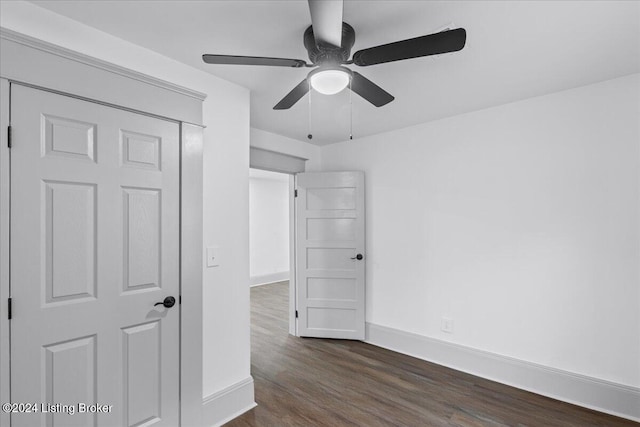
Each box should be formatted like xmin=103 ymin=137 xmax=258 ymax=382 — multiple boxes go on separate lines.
xmin=202 ymin=0 xmax=466 ymax=110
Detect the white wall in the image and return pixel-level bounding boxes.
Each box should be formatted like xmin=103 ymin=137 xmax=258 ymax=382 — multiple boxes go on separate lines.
xmin=251 ymin=127 xmax=322 ymax=172
xmin=321 ymin=74 xmax=640 ymax=388
xmin=249 ymin=169 xmax=290 ymax=285
xmin=4 ymin=0 xmax=638 ymax=421
xmin=201 ymin=91 xmax=251 ymax=402
xmin=0 ymin=1 xmax=252 ymax=423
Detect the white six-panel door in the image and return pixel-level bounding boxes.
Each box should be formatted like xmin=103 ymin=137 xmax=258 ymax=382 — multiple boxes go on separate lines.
xmin=10 ymin=85 xmax=180 ymax=427
xmin=295 ymin=171 xmax=365 ymax=340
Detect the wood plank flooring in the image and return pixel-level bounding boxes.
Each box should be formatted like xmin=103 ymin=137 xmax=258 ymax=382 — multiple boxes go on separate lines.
xmin=226 ymin=282 xmax=636 ymax=426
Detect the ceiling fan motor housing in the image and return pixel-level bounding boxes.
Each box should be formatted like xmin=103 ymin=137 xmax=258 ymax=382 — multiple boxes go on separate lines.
xmin=304 ymin=22 xmax=356 ymax=65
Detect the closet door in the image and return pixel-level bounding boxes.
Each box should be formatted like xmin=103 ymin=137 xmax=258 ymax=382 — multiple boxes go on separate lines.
xmin=10 ymin=84 xmax=180 ymax=427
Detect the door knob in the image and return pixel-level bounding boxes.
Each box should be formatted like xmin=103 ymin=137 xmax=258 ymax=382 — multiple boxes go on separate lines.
xmin=350 ymin=254 xmax=363 ymax=260
xmin=154 ymin=296 xmax=176 ymax=308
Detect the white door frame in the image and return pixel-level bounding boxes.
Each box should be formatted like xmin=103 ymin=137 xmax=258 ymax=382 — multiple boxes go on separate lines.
xmin=178 ymin=122 xmax=204 ymax=427
xmin=0 ymin=78 xmax=204 ymax=426
xmin=245 ymin=168 xmax=298 ymax=336
xmin=0 ymin=77 xmax=11 ymax=427
xmin=249 ymin=171 xmax=365 ymax=339
xmin=288 ymin=174 xmax=298 ymax=336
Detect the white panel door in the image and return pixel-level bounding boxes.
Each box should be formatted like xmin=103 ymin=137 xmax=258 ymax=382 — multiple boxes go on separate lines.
xmin=10 ymin=85 xmax=180 ymax=427
xmin=295 ymin=171 xmax=365 ymax=339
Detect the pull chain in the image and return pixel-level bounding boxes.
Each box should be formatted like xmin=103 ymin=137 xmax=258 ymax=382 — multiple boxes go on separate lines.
xmin=306 ymin=79 xmax=354 ymax=141
xmin=349 ymin=77 xmax=353 ymax=140
xmin=307 ymin=80 xmax=313 ymax=140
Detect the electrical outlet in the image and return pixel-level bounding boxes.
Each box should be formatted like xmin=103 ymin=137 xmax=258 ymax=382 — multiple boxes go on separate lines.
xmin=441 ymin=317 xmax=454 ymax=333
xmin=206 ymin=246 xmax=220 ymax=268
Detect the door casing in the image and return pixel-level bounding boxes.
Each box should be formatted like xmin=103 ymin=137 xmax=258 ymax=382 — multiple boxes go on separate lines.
xmin=0 ymin=78 xmax=10 ymax=427
xmin=1 ymin=29 xmax=206 ymax=427
xmin=249 ymin=170 xmax=366 ymax=339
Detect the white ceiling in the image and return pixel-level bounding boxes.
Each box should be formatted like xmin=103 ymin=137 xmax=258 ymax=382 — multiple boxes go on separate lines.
xmin=32 ymin=1 xmax=640 ymax=145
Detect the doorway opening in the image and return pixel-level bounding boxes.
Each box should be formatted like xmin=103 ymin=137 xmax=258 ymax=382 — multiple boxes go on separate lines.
xmin=249 ymin=168 xmax=295 ymax=335
xmin=248 ymin=168 xmax=366 ymax=340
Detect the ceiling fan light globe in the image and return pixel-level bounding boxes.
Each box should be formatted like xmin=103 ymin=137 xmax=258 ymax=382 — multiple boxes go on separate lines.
xmin=310 ymin=69 xmax=350 ymax=95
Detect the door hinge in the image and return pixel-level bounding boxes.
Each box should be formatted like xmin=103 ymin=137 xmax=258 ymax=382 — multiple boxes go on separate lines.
xmin=294 ymin=189 xmax=298 ymax=197
xmin=7 ymin=298 xmax=12 ymax=320
xmin=295 ymin=310 xmax=298 ymax=318
xmin=7 ymin=126 xmax=12 ymax=148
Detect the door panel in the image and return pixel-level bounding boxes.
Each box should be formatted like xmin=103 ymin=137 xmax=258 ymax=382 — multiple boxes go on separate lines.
xmin=44 ymin=181 xmax=97 ymax=303
xmin=295 ymin=171 xmax=365 ymax=339
xmin=122 ymin=321 xmax=161 ymax=427
xmin=306 ymin=187 xmax=356 ymax=210
xmin=10 ymin=85 xmax=179 ymax=427
xmin=306 ymin=218 xmax=356 ymax=241
xmin=42 ymin=114 xmax=97 ymax=162
xmin=44 ymin=335 xmax=97 ymax=427
xmin=307 ymin=278 xmax=357 ymax=300
xmin=307 ymin=248 xmax=356 ymax=270
xmin=122 ymin=187 xmax=161 ymax=291
xmin=120 ymin=130 xmax=161 ymax=170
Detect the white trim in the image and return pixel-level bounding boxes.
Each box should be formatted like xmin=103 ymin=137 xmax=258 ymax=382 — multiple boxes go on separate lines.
xmin=0 ymin=78 xmax=10 ymax=427
xmin=202 ymin=376 xmax=256 ymax=427
xmin=180 ymin=123 xmax=205 ymax=427
xmin=0 ymin=28 xmax=207 ymax=102
xmin=1 ymin=32 xmax=203 ymax=125
xmin=288 ymin=175 xmax=297 ymax=336
xmin=249 ymin=147 xmax=307 ymax=174
xmin=250 ymin=271 xmax=289 ymax=287
xmin=366 ymin=322 xmax=640 ymax=422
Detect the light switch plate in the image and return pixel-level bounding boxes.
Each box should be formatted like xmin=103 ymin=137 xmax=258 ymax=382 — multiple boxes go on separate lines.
xmin=206 ymin=246 xmax=220 ymax=267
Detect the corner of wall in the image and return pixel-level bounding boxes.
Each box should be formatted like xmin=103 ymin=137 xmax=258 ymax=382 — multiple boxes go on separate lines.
xmin=202 ymin=376 xmax=256 ymax=427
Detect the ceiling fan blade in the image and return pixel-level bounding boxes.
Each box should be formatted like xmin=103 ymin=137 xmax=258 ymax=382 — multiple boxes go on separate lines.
xmin=350 ymin=72 xmax=394 ymax=107
xmin=352 ymin=28 xmax=467 ymax=67
xmin=308 ymin=0 xmax=343 ymax=47
xmin=273 ymin=79 xmax=310 ymax=110
xmin=202 ymin=54 xmax=308 ymax=68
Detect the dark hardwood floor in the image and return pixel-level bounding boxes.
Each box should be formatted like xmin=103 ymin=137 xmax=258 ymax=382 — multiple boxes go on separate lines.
xmin=226 ymin=282 xmax=636 ymax=427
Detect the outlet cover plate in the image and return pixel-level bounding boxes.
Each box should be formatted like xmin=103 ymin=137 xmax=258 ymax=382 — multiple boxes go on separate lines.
xmin=441 ymin=317 xmax=454 ymax=333
xmin=206 ymin=246 xmax=220 ymax=268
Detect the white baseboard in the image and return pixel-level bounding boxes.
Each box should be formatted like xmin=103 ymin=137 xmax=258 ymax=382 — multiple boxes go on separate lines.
xmin=365 ymin=323 xmax=640 ymax=422
xmin=250 ymin=271 xmax=289 ymax=287
xmin=202 ymin=376 xmax=257 ymax=427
